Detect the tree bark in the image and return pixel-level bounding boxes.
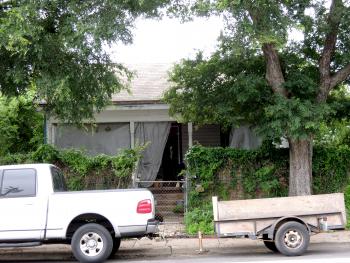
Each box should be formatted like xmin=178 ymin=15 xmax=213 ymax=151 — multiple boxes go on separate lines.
xmin=288 ymin=138 xmax=313 ymax=196
xmin=262 ymin=43 xmax=288 ymax=97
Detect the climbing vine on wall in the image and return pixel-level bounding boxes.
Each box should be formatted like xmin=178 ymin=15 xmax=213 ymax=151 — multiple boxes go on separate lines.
xmin=0 ymin=144 xmax=144 ymax=190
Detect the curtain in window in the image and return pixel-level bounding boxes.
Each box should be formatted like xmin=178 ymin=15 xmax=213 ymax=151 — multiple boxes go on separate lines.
xmin=135 ymin=122 xmax=171 ymax=187
xmin=229 ymin=125 xmax=262 ymax=150
xmin=55 ymin=123 xmax=131 ymax=155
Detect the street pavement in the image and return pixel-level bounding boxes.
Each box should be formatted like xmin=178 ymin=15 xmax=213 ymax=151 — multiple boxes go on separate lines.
xmin=0 ymin=231 xmax=350 ymax=262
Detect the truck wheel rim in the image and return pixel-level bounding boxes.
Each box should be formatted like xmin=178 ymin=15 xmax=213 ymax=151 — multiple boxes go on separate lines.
xmin=284 ymin=230 xmax=302 ymax=249
xmin=80 ymin=232 xmax=104 ymax=257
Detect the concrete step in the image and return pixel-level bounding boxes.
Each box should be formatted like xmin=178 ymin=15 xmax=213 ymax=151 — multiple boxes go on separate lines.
xmin=155 ymin=199 xmax=184 ymax=206
xmin=156 ymin=205 xmax=182 ymax=212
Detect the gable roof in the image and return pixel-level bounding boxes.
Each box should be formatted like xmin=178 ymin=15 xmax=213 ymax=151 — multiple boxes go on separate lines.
xmin=112 ymin=63 xmax=173 ymax=104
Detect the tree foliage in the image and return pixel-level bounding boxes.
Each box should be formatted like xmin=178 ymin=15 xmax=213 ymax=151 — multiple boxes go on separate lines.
xmin=0 ymin=91 xmax=43 ymax=155
xmin=166 ymin=0 xmax=350 ymax=140
xmin=165 ymin=0 xmax=350 ymax=195
xmin=0 ymin=0 xmax=168 ymax=123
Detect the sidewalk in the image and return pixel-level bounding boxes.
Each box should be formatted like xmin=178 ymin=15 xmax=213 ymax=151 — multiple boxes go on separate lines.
xmin=0 ymin=231 xmax=350 ymax=261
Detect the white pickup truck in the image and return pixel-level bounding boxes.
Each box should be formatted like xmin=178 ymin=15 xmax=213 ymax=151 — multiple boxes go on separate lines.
xmin=0 ymin=163 xmax=158 ymax=263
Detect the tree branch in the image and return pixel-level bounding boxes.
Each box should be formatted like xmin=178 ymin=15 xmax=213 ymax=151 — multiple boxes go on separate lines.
xmin=317 ymin=0 xmax=343 ymax=102
xmin=262 ymin=43 xmax=288 ymax=97
xmin=331 ymin=63 xmax=350 ymax=88
xmin=247 ymin=8 xmax=287 ymax=98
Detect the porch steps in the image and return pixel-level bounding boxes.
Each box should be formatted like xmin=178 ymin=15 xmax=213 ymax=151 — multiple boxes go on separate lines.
xmin=150 ymin=188 xmax=184 ymax=223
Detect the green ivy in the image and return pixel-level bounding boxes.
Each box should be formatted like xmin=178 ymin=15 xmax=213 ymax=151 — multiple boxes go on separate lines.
xmin=185 ymin=144 xmax=350 ymax=234
xmin=0 ymin=144 xmax=144 ymax=191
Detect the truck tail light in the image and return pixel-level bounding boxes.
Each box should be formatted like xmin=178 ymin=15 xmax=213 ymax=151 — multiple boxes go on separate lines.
xmin=137 ymin=199 xmax=152 ymax=214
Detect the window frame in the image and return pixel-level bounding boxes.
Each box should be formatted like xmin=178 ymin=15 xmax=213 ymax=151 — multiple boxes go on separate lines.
xmin=0 ymin=168 xmax=37 ymax=198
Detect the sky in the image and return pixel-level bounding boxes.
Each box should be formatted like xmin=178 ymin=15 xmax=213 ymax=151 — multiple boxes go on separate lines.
xmin=109 ymin=16 xmax=224 ymax=64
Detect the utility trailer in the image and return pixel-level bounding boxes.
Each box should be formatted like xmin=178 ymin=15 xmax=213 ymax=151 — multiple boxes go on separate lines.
xmin=212 ymin=193 xmax=346 ymax=256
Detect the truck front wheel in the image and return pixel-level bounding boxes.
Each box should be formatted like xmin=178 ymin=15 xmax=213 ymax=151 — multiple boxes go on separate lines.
xmin=71 ymin=223 xmax=113 ymax=263
xmin=274 ymin=221 xmax=310 ymax=256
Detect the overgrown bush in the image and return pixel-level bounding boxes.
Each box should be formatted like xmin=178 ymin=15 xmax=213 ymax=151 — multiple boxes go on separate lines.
xmin=185 ymin=203 xmax=214 ymax=235
xmin=185 ymin=143 xmax=350 ymax=234
xmin=0 ymin=144 xmax=144 ymax=190
xmin=0 ymin=92 xmax=44 ymax=155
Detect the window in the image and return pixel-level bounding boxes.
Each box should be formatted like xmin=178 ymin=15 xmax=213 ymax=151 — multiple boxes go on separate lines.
xmin=0 ymin=169 xmax=36 ymax=198
xmin=51 ymin=167 xmax=67 ymax=192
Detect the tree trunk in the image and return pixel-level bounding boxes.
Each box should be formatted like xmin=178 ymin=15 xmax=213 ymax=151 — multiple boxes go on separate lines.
xmin=288 ymin=138 xmax=313 ymax=196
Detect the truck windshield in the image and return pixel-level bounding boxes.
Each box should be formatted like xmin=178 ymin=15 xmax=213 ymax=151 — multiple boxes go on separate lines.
xmin=51 ymin=167 xmax=67 ymax=192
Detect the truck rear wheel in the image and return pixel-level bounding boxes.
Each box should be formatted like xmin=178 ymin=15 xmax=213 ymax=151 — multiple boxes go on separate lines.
xmin=274 ymin=221 xmax=309 ymax=256
xmin=71 ymin=223 xmax=113 ymax=263
xmin=108 ymin=237 xmax=121 ymax=259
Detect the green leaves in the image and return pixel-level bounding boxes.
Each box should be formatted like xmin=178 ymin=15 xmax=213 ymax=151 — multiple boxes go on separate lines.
xmin=0 ymin=92 xmax=44 ymax=156
xmin=258 ymin=96 xmax=332 ymax=141
xmin=164 ymin=51 xmax=270 ymax=127
xmin=166 ymin=0 xmax=350 ymax=146
xmin=0 ymin=0 xmax=168 ymax=123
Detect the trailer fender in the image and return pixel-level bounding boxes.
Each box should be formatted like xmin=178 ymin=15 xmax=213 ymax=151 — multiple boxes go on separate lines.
xmin=267 ymin=216 xmax=310 ymax=239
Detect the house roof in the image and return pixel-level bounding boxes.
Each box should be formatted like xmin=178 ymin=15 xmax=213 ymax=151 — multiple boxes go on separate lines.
xmin=112 ymin=63 xmax=173 ymax=104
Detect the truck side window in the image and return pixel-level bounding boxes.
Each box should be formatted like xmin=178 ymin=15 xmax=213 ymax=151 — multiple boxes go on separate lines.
xmin=0 ymin=169 xmax=36 ymax=198
xmin=51 ymin=167 xmax=67 ymax=192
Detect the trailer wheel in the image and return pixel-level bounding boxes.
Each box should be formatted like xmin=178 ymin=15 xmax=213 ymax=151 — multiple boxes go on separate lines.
xmin=275 ymin=221 xmax=309 ymax=256
xmin=71 ymin=223 xmax=113 ymax=263
xmin=263 ymin=235 xmax=278 ymax=253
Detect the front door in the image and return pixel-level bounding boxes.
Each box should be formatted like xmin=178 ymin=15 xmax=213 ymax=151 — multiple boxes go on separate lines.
xmin=158 ymin=123 xmax=183 ymax=181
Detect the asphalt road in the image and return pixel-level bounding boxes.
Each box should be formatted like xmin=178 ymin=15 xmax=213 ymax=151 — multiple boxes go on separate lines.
xmin=1 ymin=242 xmax=350 ymax=263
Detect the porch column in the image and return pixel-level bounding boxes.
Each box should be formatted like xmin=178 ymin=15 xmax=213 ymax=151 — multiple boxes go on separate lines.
xmin=188 ymin=122 xmax=193 ymax=148
xmin=130 ymin=121 xmax=135 ymax=149
xmin=130 ymin=121 xmax=137 ymax=188
xmin=47 ymin=123 xmax=56 ymax=145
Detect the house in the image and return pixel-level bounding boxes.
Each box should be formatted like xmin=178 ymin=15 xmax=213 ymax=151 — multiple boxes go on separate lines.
xmin=46 ymin=64 xmax=224 ymax=186
xmin=46 ymin=63 xmax=260 ymax=186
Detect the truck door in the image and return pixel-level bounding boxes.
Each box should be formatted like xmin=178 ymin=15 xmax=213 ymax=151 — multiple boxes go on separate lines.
xmin=0 ymin=168 xmax=47 ymax=241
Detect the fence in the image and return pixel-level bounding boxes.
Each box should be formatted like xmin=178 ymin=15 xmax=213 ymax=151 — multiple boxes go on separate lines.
xmin=137 ymin=179 xmax=188 ymax=236
xmin=68 ymin=176 xmax=189 ymax=236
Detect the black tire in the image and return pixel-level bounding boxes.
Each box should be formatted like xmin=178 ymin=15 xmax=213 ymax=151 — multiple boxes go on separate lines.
xmin=274 ymin=221 xmax=310 ymax=256
xmin=71 ymin=223 xmax=113 ymax=263
xmin=263 ymin=235 xmax=278 ymax=253
xmin=108 ymin=238 xmax=121 ymax=259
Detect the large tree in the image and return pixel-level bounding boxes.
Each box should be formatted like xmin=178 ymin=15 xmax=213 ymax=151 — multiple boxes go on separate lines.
xmin=165 ymin=0 xmax=350 ymax=195
xmin=0 ymin=0 xmax=168 ymax=123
